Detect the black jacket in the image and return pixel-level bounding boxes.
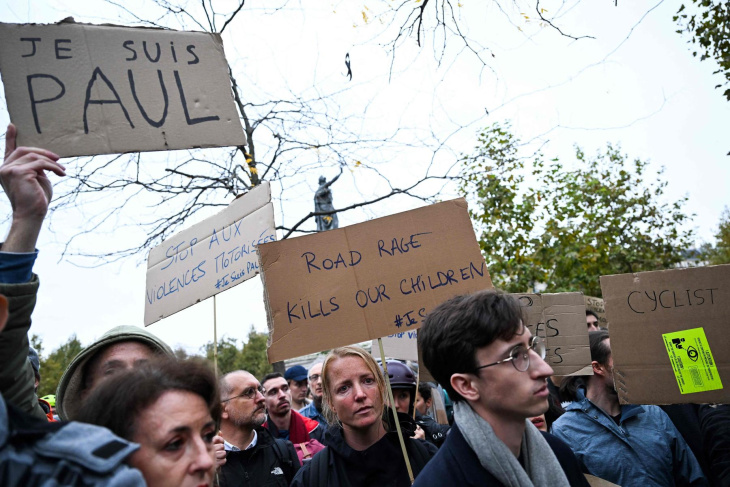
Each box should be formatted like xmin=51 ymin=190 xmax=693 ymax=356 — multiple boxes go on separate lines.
xmin=412 ymin=423 xmax=589 ymax=487
xmin=699 ymin=404 xmax=730 ymax=486
xmin=291 ymin=425 xmax=437 ymax=487
xmin=415 ymin=412 xmax=450 ymax=447
xmin=218 ymin=427 xmax=300 ymax=487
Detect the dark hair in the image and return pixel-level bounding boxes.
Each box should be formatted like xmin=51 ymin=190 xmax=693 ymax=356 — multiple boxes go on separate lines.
xmin=559 ymin=329 xmax=611 ymax=402
xmin=261 ymin=372 xmax=283 ymax=387
xmin=418 ymin=383 xmax=432 ymax=402
xmin=420 ymin=290 xmax=525 ymax=402
xmin=77 ymin=356 xmax=221 ymax=440
xmin=586 ymin=310 xmax=599 ymax=320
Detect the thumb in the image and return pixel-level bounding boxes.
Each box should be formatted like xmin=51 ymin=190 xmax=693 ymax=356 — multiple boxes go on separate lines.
xmin=4 ymin=124 xmax=16 ymax=159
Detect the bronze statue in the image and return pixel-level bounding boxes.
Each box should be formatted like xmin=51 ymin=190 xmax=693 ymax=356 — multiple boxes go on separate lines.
xmin=314 ymin=169 xmax=342 ymax=232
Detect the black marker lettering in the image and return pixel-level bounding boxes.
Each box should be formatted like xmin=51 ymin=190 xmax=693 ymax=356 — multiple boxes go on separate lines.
xmin=26 ymin=74 xmax=65 ymax=134
xmin=174 ymin=70 xmax=219 ymax=125
xmin=54 ymin=39 xmax=72 ymax=59
xmin=83 ymin=67 xmax=135 ymax=133
xmin=123 ymin=40 xmax=137 ymax=61
xmin=128 ymin=69 xmax=168 ymax=127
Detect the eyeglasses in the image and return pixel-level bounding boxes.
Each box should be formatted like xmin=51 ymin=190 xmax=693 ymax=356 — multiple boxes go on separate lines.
xmin=308 ymin=374 xmax=321 ymax=382
xmin=221 ymin=385 xmax=264 ymax=402
xmin=474 ymin=336 xmax=546 ymax=373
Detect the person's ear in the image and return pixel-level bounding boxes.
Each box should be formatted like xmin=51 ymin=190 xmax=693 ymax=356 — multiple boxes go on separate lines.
xmin=220 ymin=402 xmax=230 ymax=420
xmin=591 ymin=360 xmax=605 ymax=377
xmin=0 ymin=295 xmax=7 ymax=334
xmin=450 ymin=373 xmax=481 ymax=402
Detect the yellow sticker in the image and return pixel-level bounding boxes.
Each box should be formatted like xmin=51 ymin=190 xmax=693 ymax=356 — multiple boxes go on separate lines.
xmin=662 ymin=327 xmax=723 ymax=394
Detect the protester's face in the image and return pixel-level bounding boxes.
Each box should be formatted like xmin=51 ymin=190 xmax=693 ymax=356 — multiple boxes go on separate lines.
xmin=130 ymin=390 xmax=216 ymax=487
xmin=309 ymin=363 xmax=323 ymax=400
xmin=471 ymin=327 xmax=554 ymax=423
xmin=289 ymin=379 xmax=308 ymax=404
xmin=604 ymin=340 xmax=616 ymax=394
xmin=529 ymin=413 xmax=548 ymax=431
xmin=263 ymin=377 xmax=291 ymax=416
xmin=393 ymin=389 xmax=412 ymax=414
xmin=586 ymin=314 xmax=600 ymax=332
xmin=222 ymin=372 xmax=266 ymax=429
xmin=415 ymin=391 xmax=431 ymax=416
xmin=84 ymin=341 xmax=154 ymax=394
xmin=327 ymin=355 xmax=383 ymax=432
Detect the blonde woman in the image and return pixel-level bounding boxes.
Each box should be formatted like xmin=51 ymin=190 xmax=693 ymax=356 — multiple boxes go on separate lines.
xmin=291 ymin=346 xmax=436 ymax=486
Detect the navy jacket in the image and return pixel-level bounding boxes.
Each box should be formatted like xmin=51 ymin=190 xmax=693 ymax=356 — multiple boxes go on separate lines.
xmin=413 ymin=423 xmax=589 ymax=487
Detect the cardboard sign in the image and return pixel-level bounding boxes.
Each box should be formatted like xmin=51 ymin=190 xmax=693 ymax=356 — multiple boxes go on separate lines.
xmin=0 ymin=21 xmax=245 ymax=157
xmin=584 ymin=295 xmax=608 ymax=328
xmin=601 ymin=264 xmax=730 ymax=405
xmin=371 ymin=331 xmax=418 ymax=362
xmin=585 ymin=475 xmax=621 ymax=487
xmin=512 ymin=293 xmax=592 ymax=376
xmin=145 ymin=183 xmax=275 ymax=325
xmin=260 ymin=198 xmax=493 ymax=363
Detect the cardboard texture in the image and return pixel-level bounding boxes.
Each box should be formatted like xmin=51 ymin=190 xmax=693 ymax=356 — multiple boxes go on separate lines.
xmin=585 ymin=475 xmax=621 ymax=487
xmin=145 ymin=183 xmax=274 ymax=325
xmin=584 ymin=295 xmax=608 ymax=328
xmin=511 ymin=293 xmax=593 ymax=376
xmin=416 ymin=334 xmax=435 ymax=383
xmin=601 ymin=264 xmax=730 ymax=405
xmin=371 ymin=331 xmax=419 ymax=362
xmin=0 ymin=20 xmax=245 ymax=157
xmin=260 ymin=198 xmax=493 ymax=363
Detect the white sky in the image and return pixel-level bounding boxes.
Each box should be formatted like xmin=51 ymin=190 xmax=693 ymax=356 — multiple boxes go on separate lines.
xmin=0 ymin=0 xmax=728 ymax=356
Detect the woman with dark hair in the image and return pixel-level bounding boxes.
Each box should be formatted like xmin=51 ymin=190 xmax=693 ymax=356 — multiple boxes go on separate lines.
xmin=291 ymin=346 xmax=436 ymax=486
xmin=77 ymin=356 xmax=221 ymax=487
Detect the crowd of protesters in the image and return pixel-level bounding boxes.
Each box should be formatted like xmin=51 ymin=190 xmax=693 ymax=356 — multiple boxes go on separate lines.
xmin=1 ymin=124 xmax=729 ymax=486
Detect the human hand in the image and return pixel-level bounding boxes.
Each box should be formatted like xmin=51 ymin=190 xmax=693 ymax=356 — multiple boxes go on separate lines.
xmin=1 ymin=124 xmax=65 ymax=251
xmin=213 ymin=434 xmax=226 ymax=467
xmin=413 ymin=424 xmax=425 ymax=440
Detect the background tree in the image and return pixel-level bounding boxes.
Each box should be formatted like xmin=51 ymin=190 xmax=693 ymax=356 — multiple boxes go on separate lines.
xmin=674 ymin=0 xmax=730 ymax=101
xmin=203 ymin=327 xmax=272 ymax=378
xmin=37 ymin=335 xmax=84 ymax=398
xmin=699 ymin=207 xmax=730 ymax=265
xmin=460 ymin=122 xmax=694 ymax=297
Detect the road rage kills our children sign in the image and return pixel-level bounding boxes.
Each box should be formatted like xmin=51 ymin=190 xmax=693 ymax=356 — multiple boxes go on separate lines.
xmin=259 ymin=198 xmax=494 ymax=363
xmin=0 ymin=20 xmax=246 ymax=157
xmin=601 ymin=264 xmax=729 ymax=405
xmin=145 ymin=183 xmax=275 ymax=325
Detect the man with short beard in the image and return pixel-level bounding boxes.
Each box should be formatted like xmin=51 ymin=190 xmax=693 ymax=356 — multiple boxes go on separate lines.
xmin=218 ymin=370 xmax=300 ymax=487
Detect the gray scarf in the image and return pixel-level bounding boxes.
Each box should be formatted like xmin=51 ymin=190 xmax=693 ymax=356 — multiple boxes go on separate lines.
xmin=454 ymin=402 xmax=569 ymax=487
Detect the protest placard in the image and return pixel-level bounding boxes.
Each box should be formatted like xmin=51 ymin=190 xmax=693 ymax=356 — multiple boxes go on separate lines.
xmin=259 ymin=198 xmax=493 ymax=363
xmin=601 ymin=264 xmax=729 ymax=404
xmin=371 ymin=331 xmax=418 ymax=362
xmin=144 ymin=182 xmax=275 ymax=325
xmin=0 ymin=20 xmax=245 ymax=157
xmin=511 ymin=293 xmax=592 ymax=376
xmin=584 ymin=295 xmax=608 ymax=328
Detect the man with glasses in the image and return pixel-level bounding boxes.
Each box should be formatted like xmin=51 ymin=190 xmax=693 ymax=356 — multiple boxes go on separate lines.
xmin=218 ymin=370 xmax=300 ymax=487
xmin=299 ymin=361 xmax=328 ymax=434
xmin=414 ymin=291 xmax=588 ymax=486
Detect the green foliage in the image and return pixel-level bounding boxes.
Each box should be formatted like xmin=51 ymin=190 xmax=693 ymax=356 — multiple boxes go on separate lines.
xmin=675 ymin=0 xmax=730 ymax=101
xmin=699 ymin=207 xmax=730 ymax=265
xmin=203 ymin=326 xmax=272 ymax=379
xmin=460 ymin=122 xmax=695 ymax=297
xmin=37 ymin=334 xmax=84 ymax=398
